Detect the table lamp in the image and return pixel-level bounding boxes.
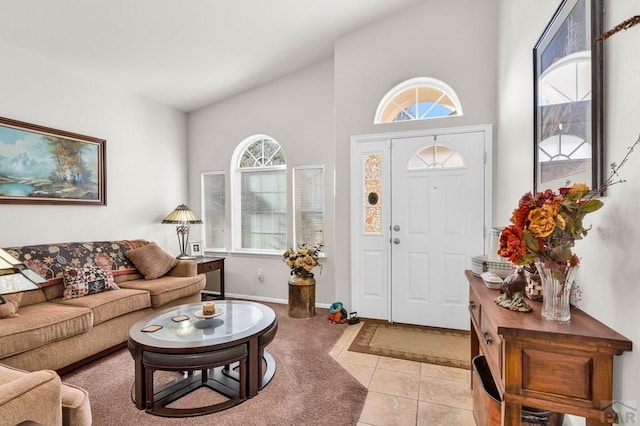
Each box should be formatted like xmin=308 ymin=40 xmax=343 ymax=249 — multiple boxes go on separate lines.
xmin=162 ymin=204 xmax=203 ymax=259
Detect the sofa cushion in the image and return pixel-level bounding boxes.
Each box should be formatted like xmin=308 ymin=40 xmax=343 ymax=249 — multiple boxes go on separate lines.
xmin=19 ymin=288 xmax=47 ymax=307
xmin=62 ymin=265 xmax=120 ymax=300
xmin=42 ymin=283 xmax=65 ymax=301
xmin=0 ymin=302 xmax=91 ymax=359
xmin=113 ymin=271 xmax=144 ymax=284
xmin=166 ymin=259 xmax=198 ymax=277
xmin=118 ymin=275 xmax=205 ymax=308
xmin=125 ymin=242 xmax=178 ymax=280
xmin=0 ymin=293 xmax=23 ymax=318
xmin=51 ymin=288 xmax=151 ymax=326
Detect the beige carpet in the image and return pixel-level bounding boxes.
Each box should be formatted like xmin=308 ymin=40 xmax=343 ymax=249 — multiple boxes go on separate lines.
xmin=348 ymin=320 xmax=470 ymax=369
xmin=62 ymin=302 xmax=367 ymax=426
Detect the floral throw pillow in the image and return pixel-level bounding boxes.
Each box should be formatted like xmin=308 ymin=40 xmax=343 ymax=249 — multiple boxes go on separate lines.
xmin=62 ymin=265 xmax=119 ymax=300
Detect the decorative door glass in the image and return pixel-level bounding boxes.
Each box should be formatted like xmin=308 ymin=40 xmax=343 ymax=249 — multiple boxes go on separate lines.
xmin=363 ymin=153 xmax=382 ymax=234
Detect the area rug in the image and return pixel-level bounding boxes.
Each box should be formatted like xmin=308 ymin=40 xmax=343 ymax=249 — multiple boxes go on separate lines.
xmin=61 ymin=302 xmax=367 ymax=426
xmin=348 ymin=319 xmax=470 ymax=369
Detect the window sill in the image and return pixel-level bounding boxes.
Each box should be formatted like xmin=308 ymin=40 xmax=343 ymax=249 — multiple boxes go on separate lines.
xmin=204 ymin=249 xmax=326 ymax=260
xmin=228 ymin=249 xmax=283 ymax=258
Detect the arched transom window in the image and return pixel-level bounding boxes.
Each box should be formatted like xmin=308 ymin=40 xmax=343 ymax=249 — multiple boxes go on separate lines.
xmin=407 ymin=144 xmax=465 ymax=170
xmin=239 ymin=137 xmax=286 ymax=168
xmin=375 ymin=77 xmax=463 ymax=124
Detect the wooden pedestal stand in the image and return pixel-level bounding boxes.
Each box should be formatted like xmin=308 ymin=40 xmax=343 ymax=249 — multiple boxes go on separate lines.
xmin=288 ymin=275 xmax=316 ymax=318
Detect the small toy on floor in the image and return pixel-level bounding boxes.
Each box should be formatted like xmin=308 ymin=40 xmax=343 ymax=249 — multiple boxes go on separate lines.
xmin=328 ymin=301 xmax=348 ymax=324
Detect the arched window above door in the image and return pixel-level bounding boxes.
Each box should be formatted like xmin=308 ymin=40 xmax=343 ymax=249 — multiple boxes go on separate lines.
xmin=407 ymin=144 xmax=465 ymax=170
xmin=375 ymin=77 xmax=463 ymax=124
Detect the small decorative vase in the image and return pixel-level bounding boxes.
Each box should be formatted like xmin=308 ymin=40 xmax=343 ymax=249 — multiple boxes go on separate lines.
xmin=535 ymin=261 xmax=579 ymax=321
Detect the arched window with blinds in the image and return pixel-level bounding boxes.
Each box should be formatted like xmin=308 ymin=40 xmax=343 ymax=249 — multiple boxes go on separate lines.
xmin=231 ymin=135 xmax=287 ymax=252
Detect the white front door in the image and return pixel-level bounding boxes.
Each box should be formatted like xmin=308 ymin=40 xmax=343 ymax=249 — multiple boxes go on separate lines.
xmin=351 ymin=126 xmax=490 ymax=330
xmin=390 ymin=133 xmax=485 ymax=329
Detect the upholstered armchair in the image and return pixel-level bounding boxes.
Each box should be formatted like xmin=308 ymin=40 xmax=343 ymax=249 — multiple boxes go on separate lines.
xmin=0 ymin=364 xmax=62 ymax=425
xmin=0 ymin=363 xmax=92 ymax=426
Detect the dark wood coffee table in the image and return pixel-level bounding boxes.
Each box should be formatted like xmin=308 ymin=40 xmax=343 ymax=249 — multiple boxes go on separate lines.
xmin=128 ymin=300 xmax=277 ymax=417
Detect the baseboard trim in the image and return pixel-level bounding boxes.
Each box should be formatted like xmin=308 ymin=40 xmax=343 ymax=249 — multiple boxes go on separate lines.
xmin=224 ymin=292 xmax=331 ymax=309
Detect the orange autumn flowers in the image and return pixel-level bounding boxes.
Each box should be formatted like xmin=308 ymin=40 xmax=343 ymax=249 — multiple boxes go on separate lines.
xmin=498 ymin=183 xmax=603 ymax=270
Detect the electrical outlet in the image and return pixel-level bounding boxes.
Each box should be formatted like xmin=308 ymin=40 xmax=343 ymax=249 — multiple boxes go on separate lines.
xmin=257 ymin=269 xmax=264 ymax=282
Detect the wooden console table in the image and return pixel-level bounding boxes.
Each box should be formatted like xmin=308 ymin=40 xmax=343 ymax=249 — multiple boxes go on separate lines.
xmin=466 ymin=270 xmax=632 ymax=425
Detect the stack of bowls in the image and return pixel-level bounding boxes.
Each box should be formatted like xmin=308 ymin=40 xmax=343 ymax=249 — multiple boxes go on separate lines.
xmin=471 ymin=255 xmax=514 ymax=278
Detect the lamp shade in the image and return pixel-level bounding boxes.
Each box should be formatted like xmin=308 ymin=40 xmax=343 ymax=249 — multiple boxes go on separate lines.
xmin=162 ymin=204 xmax=203 ymax=224
xmin=162 ymin=204 xmax=203 ymax=259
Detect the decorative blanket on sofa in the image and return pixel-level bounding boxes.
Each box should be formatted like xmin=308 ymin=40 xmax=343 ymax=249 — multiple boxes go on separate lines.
xmin=4 ymin=241 xmax=145 ymax=287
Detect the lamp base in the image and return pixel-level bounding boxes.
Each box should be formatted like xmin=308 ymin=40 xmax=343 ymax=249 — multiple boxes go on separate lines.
xmin=173 ymin=225 xmax=196 ymax=260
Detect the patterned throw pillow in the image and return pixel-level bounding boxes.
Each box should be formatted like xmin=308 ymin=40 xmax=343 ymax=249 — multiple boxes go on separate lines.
xmin=62 ymin=265 xmax=119 ymax=300
xmin=0 ymin=292 xmax=23 ymax=318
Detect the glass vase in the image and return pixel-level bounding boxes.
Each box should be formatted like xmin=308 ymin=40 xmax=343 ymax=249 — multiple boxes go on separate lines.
xmin=535 ymin=261 xmax=580 ymax=321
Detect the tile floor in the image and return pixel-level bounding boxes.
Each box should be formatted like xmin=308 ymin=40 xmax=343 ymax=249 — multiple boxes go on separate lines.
xmin=330 ymin=322 xmax=476 ymax=426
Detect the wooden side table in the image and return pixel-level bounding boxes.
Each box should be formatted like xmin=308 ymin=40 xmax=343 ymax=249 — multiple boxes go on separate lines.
xmin=195 ymin=257 xmax=225 ymax=299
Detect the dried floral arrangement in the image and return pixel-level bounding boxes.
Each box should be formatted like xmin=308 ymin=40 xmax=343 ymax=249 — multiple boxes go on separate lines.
xmin=282 ymin=243 xmax=324 ymax=278
xmin=596 ymin=15 xmax=640 ymax=41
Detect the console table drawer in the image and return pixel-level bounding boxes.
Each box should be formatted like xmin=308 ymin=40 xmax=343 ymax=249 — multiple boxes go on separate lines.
xmin=521 ymin=346 xmax=593 ymax=401
xmin=468 ymin=287 xmax=481 ymax=328
xmin=479 ymin=309 xmax=502 ymax=383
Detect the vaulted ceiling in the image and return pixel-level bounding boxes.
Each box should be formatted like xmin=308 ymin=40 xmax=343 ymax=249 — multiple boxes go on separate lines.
xmin=0 ymin=0 xmax=425 ymax=112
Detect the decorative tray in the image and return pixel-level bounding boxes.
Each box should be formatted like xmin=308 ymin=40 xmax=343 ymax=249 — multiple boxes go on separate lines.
xmin=194 ymin=309 xmax=224 ymax=319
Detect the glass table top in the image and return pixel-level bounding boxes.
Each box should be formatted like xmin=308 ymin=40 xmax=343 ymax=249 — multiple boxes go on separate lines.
xmin=135 ymin=301 xmax=269 ymax=344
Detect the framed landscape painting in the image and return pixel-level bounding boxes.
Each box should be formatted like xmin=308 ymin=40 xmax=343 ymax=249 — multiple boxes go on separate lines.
xmin=0 ymin=116 xmax=106 ymax=205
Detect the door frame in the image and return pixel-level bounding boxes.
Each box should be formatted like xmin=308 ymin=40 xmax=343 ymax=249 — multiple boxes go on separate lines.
xmin=350 ymin=124 xmax=494 ymax=322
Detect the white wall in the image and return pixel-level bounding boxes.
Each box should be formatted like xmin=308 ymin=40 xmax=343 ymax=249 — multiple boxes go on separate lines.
xmin=497 ymin=1 xmax=640 ymax=423
xmin=333 ymin=0 xmax=499 ymax=306
xmin=0 ymin=40 xmax=188 ymax=252
xmin=187 ymin=59 xmax=335 ymax=304
xmin=187 ymin=0 xmax=500 ymax=308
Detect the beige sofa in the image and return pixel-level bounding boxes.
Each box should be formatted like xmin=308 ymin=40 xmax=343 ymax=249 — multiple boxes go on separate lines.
xmin=0 ymin=240 xmax=206 ymax=373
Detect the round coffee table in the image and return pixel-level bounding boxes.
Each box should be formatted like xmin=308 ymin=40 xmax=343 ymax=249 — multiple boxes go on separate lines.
xmin=128 ymin=300 xmax=277 ymax=417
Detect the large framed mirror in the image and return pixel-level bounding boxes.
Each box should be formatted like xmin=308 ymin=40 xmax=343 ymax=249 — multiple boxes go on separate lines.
xmin=533 ymin=0 xmax=604 ymax=193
